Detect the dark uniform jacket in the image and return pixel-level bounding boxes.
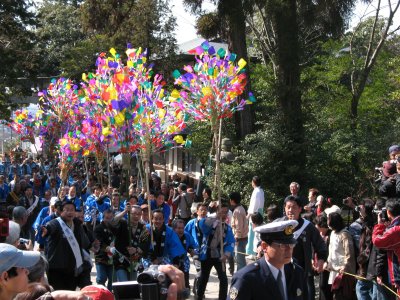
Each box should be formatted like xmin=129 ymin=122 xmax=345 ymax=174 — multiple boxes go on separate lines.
xmin=45 ymin=217 xmax=91 ymax=273
xmin=228 ymin=258 xmax=306 ymax=300
xmin=94 ymin=221 xmax=114 ymax=265
xmin=110 ymin=220 xmax=150 ymax=270
xmin=275 ymin=217 xmax=327 ymax=276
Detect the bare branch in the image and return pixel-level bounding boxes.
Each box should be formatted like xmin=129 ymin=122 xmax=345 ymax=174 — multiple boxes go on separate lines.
xmin=388 ymin=24 xmax=400 ymax=35
xmin=256 ymin=3 xmax=275 ymax=50
xmin=363 ymin=0 xmax=381 ymax=69
xmin=367 ymin=0 xmax=400 ymax=70
xmin=349 ymin=26 xmax=359 ymax=94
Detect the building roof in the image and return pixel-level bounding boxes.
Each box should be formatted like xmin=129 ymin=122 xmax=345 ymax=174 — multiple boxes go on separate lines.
xmin=178 ymin=38 xmax=228 ymax=55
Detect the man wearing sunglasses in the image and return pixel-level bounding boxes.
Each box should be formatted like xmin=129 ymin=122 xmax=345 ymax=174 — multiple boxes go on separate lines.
xmin=228 ymin=220 xmax=306 ymax=300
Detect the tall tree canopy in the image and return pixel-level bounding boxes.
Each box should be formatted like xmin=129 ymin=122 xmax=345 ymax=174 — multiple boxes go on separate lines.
xmin=0 ymin=0 xmax=36 ymax=119
xmin=80 ymin=0 xmax=177 ymax=77
xmin=34 ymin=0 xmax=86 ymax=77
xmin=243 ymin=0 xmax=358 ymax=186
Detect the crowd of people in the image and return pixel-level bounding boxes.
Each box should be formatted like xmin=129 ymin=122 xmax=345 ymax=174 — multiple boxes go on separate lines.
xmin=0 ymin=146 xmax=400 ymax=300
xmin=0 ymin=152 xmax=238 ymax=300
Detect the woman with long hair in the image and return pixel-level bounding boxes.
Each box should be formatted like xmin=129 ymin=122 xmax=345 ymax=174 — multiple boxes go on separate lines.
xmin=325 ymin=212 xmax=356 ymax=300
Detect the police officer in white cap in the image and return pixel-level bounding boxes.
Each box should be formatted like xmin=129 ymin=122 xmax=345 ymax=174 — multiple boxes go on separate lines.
xmin=228 ymin=220 xmax=306 ymax=300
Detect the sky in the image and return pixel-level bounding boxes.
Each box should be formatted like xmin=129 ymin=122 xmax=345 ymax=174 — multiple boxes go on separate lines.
xmin=171 ymin=0 xmax=215 ymax=44
xmin=172 ymin=0 xmax=400 ymax=44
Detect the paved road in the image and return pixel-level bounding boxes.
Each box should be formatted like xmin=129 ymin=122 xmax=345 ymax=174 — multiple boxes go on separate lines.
xmin=90 ymin=257 xmax=234 ymax=300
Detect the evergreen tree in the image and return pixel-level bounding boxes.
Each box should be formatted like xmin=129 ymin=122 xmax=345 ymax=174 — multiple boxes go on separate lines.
xmin=0 ymin=0 xmax=36 ymax=119
xmin=80 ymin=0 xmax=177 ymax=79
xmin=34 ymin=0 xmax=86 ymax=77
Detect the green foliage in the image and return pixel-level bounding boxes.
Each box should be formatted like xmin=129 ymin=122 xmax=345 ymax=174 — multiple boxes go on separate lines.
xmin=61 ymin=34 xmax=113 ymax=79
xmin=216 ymin=31 xmax=400 ymax=207
xmin=214 ymin=63 xmax=285 ymax=207
xmin=0 ymin=0 xmax=37 ymax=119
xmin=80 ymin=0 xmax=178 ymax=78
xmin=301 ymin=36 xmax=400 ymax=199
xmin=196 ymin=12 xmax=225 ymax=40
xmin=186 ymin=122 xmax=213 ymax=166
xmin=32 ymin=0 xmax=177 ymax=80
xmin=34 ymin=0 xmax=86 ymax=76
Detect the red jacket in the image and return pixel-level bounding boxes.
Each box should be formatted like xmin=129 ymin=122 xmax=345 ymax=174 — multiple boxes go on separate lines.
xmin=372 ymin=216 xmax=400 ymax=286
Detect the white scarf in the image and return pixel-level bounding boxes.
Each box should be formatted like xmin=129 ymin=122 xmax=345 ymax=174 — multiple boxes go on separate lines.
xmin=293 ymin=219 xmax=310 ymax=240
xmin=26 ymin=196 xmax=40 ymax=216
xmin=56 ymin=217 xmax=83 ymax=273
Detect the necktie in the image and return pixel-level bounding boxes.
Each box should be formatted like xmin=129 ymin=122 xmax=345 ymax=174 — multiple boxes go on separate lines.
xmin=277 ymin=269 xmax=285 ymax=300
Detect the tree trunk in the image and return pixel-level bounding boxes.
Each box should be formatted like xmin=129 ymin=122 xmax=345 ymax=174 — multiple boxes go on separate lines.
xmin=273 ymin=0 xmax=306 ymax=181
xmin=224 ymin=0 xmax=254 ymax=139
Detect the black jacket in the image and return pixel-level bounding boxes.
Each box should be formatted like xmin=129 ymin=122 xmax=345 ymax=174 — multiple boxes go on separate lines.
xmin=94 ymin=221 xmax=114 ymax=265
xmin=45 ymin=217 xmax=90 ymax=273
xmin=110 ymin=220 xmax=150 ymax=270
xmin=378 ymin=174 xmax=400 ymax=197
xmin=275 ymin=217 xmax=327 ymax=276
xmin=357 ymin=219 xmax=374 ymax=277
xmin=228 ymin=258 xmax=306 ymax=300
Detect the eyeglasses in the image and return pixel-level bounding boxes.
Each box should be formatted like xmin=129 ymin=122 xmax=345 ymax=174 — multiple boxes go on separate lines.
xmin=272 ymin=242 xmax=296 ymax=249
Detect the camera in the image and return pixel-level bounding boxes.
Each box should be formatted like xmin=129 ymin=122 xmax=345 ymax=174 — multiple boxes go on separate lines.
xmin=373 ymin=208 xmax=388 ymax=221
xmin=375 ymin=167 xmax=383 ymax=183
xmin=113 ymin=265 xmax=171 ymax=300
xmin=19 ymin=238 xmax=29 ymax=244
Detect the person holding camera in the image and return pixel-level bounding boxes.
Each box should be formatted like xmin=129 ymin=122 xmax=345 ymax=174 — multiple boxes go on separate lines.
xmin=172 ymin=183 xmax=192 ymax=224
xmin=372 ymin=198 xmax=400 ymax=296
xmin=379 ymin=146 xmax=400 ymax=198
xmin=302 ymin=188 xmax=319 ymax=221
xmin=382 ymin=145 xmax=400 ymax=179
xmin=341 ymin=197 xmax=359 ymax=229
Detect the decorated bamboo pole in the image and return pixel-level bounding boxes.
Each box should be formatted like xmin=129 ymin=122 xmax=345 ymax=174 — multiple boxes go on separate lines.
xmin=144 ymin=138 xmax=154 ymax=247
xmin=137 ymin=154 xmax=144 ymax=190
xmin=127 ymin=202 xmax=134 ymax=279
xmin=173 ymin=41 xmax=255 ymax=273
xmin=96 ymin=155 xmax=102 ymax=188
xmin=213 ymin=115 xmax=224 ymax=270
xmin=84 ymin=156 xmax=89 ymax=184
xmin=106 ymin=143 xmax=111 ymax=187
